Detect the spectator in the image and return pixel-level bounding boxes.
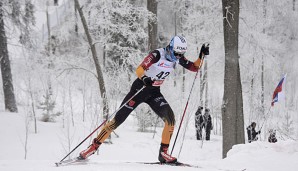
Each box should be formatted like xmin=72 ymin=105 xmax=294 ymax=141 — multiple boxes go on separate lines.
xmin=204 ymin=108 xmax=212 ymax=141
xmin=246 ymin=122 xmax=260 ymax=143
xmin=195 ymin=106 xmax=204 ymax=140
xmin=268 ymin=129 xmax=277 ymax=143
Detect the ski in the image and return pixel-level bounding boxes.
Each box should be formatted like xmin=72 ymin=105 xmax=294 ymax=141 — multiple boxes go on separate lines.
xmin=56 ymin=158 xmax=199 ymax=168
xmin=132 ymin=161 xmax=200 ymax=168
xmin=55 ymin=157 xmax=88 ymax=167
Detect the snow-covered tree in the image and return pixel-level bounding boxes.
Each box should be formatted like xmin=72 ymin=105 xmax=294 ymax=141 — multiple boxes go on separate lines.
xmin=0 ymin=0 xmax=36 ymax=112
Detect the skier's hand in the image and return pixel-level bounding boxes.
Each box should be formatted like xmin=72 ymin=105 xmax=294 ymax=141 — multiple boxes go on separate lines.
xmin=141 ymin=76 xmax=154 ymax=86
xmin=258 ymin=130 xmax=261 ymax=134
xmin=199 ymin=44 xmax=209 ymax=59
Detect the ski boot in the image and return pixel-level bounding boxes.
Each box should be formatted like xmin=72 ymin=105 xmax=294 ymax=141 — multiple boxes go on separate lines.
xmin=78 ymin=138 xmax=101 ymax=160
xmin=158 ymin=144 xmax=177 ymax=163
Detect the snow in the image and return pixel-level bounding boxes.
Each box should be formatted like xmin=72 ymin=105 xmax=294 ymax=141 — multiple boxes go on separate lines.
xmin=0 ymin=112 xmax=297 ymax=171
xmin=1 ymin=1 xmax=298 ymax=171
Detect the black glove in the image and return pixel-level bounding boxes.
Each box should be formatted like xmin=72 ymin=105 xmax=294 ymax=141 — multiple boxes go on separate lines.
xmin=199 ymin=44 xmax=209 ymax=59
xmin=141 ymin=76 xmax=154 ymax=86
xmin=258 ymin=130 xmax=261 ymax=134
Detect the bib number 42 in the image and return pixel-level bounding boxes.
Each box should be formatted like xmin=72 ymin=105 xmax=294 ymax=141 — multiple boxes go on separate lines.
xmin=156 ymin=71 xmax=170 ymax=80
xmin=153 ymin=71 xmax=170 ymax=86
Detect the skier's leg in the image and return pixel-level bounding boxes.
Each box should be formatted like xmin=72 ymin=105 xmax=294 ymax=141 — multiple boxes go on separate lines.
xmin=146 ymin=93 xmax=177 ymax=163
xmin=79 ymin=80 xmax=146 ymax=159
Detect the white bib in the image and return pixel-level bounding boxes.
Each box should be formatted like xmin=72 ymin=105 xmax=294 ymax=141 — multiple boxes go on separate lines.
xmin=145 ymin=48 xmax=176 ymax=86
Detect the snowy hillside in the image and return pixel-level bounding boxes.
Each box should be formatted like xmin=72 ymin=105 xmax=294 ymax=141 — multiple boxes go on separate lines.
xmin=0 ymin=112 xmax=297 ymax=171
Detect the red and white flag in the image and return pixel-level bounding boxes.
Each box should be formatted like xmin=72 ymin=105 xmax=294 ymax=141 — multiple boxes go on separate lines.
xmin=271 ymin=74 xmax=287 ymax=106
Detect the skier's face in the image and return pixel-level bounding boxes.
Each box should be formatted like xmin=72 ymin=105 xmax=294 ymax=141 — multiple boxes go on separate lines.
xmin=173 ymin=51 xmax=184 ymax=59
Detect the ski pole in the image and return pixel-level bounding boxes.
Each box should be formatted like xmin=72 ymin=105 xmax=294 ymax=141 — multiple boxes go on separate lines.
xmin=170 ymin=45 xmax=207 ymax=155
xmin=58 ymin=86 xmax=145 ymax=162
xmin=170 ymin=69 xmax=199 ymax=155
xmin=259 ymin=105 xmax=272 ymax=130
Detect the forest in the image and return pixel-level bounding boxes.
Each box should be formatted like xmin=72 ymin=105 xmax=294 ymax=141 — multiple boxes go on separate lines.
xmin=0 ymin=0 xmax=297 ymax=161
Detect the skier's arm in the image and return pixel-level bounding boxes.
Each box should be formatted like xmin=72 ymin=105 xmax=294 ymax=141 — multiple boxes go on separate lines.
xmin=136 ymin=50 xmax=160 ymax=78
xmin=178 ymin=44 xmax=209 ymax=72
xmin=178 ymin=57 xmax=203 ymax=72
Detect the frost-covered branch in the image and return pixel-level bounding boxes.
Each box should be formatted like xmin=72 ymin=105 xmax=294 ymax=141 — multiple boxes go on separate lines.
xmin=57 ymin=62 xmax=98 ymax=79
xmin=223 ymin=6 xmax=234 ymax=28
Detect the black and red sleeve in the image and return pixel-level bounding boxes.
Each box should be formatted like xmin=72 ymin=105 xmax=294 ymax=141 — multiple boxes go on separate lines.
xmin=178 ymin=56 xmax=200 ymax=72
xmin=139 ymin=50 xmax=161 ymax=70
xmin=136 ymin=50 xmax=161 ymax=78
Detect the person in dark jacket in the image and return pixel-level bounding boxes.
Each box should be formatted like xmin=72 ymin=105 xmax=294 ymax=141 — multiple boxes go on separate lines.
xmin=195 ymin=106 xmax=204 ymax=140
xmin=268 ymin=129 xmax=277 ymax=143
xmin=204 ymin=108 xmax=212 ymax=141
xmin=247 ymin=122 xmax=261 ymax=143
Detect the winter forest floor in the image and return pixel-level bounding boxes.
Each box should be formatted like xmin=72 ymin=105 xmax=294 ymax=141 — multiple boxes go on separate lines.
xmin=0 ymin=112 xmax=297 ymax=171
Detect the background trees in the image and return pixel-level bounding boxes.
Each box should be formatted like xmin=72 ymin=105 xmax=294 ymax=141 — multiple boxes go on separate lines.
xmin=0 ymin=0 xmax=297 ymax=158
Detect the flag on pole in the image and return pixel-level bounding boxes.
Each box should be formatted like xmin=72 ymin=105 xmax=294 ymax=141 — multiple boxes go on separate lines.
xmin=271 ymin=74 xmax=287 ymax=106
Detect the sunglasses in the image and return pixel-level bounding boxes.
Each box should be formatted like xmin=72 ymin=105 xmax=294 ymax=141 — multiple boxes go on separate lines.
xmin=174 ymin=51 xmax=184 ymax=58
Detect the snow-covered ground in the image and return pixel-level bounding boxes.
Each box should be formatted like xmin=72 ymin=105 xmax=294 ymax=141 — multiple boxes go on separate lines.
xmin=0 ymin=112 xmax=297 ymax=171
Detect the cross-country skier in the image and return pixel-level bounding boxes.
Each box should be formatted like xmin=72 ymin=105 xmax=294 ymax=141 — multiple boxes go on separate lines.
xmin=79 ymin=36 xmax=209 ymax=163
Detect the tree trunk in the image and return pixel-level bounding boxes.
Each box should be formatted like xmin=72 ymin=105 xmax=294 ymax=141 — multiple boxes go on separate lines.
xmin=236 ymin=61 xmax=245 ymax=142
xmin=261 ymin=0 xmax=267 ymax=118
xmin=200 ymin=68 xmax=204 ymax=106
xmin=204 ymin=59 xmax=208 ymax=108
xmin=249 ymin=56 xmax=255 ymax=123
xmin=221 ymin=0 xmax=244 ymax=158
xmin=200 ymin=61 xmax=207 ymax=107
xmin=74 ymin=0 xmax=78 ymax=35
xmin=82 ymin=74 xmax=86 ymax=122
xmin=74 ymin=0 xmax=109 ymax=117
xmin=173 ymin=12 xmax=177 ymax=88
xmin=147 ymin=0 xmax=158 ymax=50
xmin=0 ymin=2 xmax=18 ymax=112
xmin=46 ymin=5 xmax=51 ymax=53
